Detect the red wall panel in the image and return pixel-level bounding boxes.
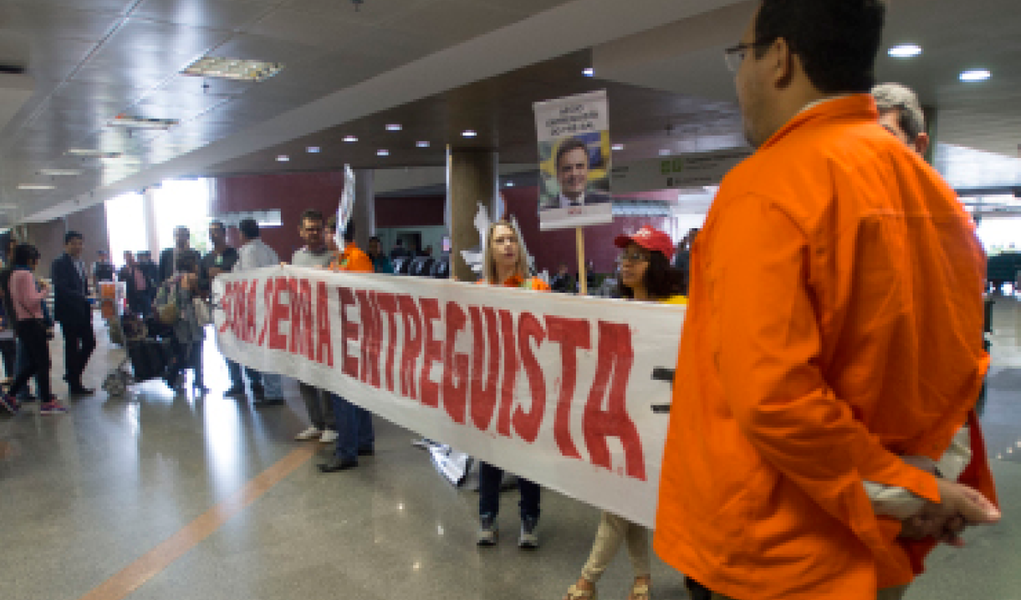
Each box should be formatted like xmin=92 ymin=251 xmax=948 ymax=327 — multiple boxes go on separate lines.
xmin=212 ymin=171 xmax=347 ymax=259
xmin=212 ymin=172 xmax=446 ymax=258
xmin=375 ymin=195 xmax=445 ymax=228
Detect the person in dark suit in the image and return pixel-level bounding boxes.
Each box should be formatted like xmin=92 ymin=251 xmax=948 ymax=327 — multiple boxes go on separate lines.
xmin=159 ymin=226 xmax=201 ymax=284
xmin=539 ymin=137 xmax=612 ymax=209
xmin=118 ymin=251 xmax=155 ymax=317
xmin=51 ymin=231 xmax=96 ymax=395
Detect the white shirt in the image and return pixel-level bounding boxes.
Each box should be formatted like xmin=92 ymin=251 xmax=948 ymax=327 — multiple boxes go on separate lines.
xmin=233 ymin=239 xmax=280 ymax=273
xmin=558 ymin=192 xmax=586 ymax=208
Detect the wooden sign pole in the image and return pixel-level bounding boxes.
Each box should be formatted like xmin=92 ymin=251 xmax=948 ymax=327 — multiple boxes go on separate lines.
xmin=576 ymin=226 xmax=587 ymax=295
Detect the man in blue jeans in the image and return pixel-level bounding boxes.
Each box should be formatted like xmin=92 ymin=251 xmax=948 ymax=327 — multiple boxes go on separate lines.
xmin=318 ymin=221 xmax=374 ymax=472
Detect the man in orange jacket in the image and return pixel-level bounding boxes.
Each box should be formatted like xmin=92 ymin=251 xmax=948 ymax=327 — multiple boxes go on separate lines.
xmin=654 ymin=2 xmax=1000 ymax=600
xmin=319 ymin=220 xmax=375 ymax=472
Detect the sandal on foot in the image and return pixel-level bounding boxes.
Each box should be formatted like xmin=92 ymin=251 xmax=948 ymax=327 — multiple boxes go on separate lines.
xmin=628 ymin=583 xmax=650 ymax=600
xmin=564 ymin=584 xmax=597 ymax=600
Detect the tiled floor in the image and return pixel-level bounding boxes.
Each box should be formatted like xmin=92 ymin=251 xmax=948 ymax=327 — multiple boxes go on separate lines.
xmin=2 ymin=301 xmax=1019 ymax=600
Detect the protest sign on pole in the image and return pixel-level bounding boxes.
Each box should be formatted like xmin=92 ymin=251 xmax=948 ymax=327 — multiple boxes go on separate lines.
xmin=534 ymin=90 xmax=614 ymax=232
xmin=213 ymin=267 xmax=684 ymax=527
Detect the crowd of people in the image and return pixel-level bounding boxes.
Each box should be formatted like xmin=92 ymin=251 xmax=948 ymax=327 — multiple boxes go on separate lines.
xmin=0 ymin=2 xmax=1004 ymax=599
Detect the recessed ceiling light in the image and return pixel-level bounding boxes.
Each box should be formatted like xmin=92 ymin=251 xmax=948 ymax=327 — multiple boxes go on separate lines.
xmin=276 ymin=155 xmax=289 ymax=162
xmin=377 ymin=149 xmax=390 ymax=156
xmin=306 ymin=146 xmax=321 ymax=153
xmin=888 ymin=44 xmax=922 ymax=58
xmin=504 ymin=181 xmax=515 ymax=187
xmin=416 ymin=141 xmax=430 ymax=148
xmin=343 ymin=135 xmax=358 ymax=143
xmin=386 ymin=124 xmax=402 ymax=131
xmin=18 ymin=184 xmax=56 ymax=190
xmin=38 ymin=169 xmax=82 ymax=176
xmin=959 ymin=69 xmax=991 ymax=82
xmin=659 ymin=149 xmax=672 ymax=156
xmin=583 ymin=67 xmax=595 ymax=77
xmin=181 ymin=57 xmax=284 ymax=82
xmin=611 ymin=144 xmax=624 ymax=151
xmin=462 ymin=130 xmax=477 ymax=138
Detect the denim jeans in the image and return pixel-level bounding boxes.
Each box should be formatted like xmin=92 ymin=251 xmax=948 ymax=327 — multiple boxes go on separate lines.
xmin=13 ymin=338 xmax=42 ymax=399
xmin=478 ymin=462 xmax=540 ymax=520
xmin=226 ymin=359 xmax=282 ymax=398
xmin=330 ymin=392 xmax=374 ymax=461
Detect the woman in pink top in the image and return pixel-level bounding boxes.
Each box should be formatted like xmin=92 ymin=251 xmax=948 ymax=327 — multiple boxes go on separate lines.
xmin=2 ymin=244 xmax=65 ymax=415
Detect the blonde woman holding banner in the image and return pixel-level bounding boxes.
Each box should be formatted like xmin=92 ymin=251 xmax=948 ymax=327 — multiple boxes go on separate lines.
xmin=563 ymin=225 xmax=685 ymax=600
xmin=475 ymin=219 xmax=549 ymax=548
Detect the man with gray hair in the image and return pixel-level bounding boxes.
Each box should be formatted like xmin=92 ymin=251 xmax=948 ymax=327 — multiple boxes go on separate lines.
xmin=872 ymin=82 xmax=930 ymax=155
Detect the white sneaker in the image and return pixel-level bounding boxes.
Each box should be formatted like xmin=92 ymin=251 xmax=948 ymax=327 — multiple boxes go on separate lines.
xmin=294 ymin=426 xmax=322 ymax=441
xmin=319 ymin=429 xmax=338 ymax=444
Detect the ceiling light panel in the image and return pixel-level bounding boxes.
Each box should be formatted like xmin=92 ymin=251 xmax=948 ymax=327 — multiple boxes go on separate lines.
xmin=888 ymin=44 xmax=922 ymax=58
xmin=18 ymin=184 xmax=56 ymax=190
xmin=959 ymin=69 xmax=991 ymax=82
xmin=38 ymin=169 xmax=82 ymax=176
xmin=108 ymin=115 xmax=180 ymax=130
xmin=182 ymin=57 xmax=285 ymax=82
xmin=66 ymin=149 xmax=123 ymax=158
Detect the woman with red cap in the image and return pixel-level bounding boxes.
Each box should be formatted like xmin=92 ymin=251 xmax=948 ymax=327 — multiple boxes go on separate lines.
xmin=563 ymin=225 xmax=684 ymax=600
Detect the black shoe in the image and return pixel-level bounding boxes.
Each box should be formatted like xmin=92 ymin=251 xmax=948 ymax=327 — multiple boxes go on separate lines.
xmin=518 ymin=516 xmax=540 ymax=549
xmin=253 ymin=397 xmax=284 ymax=406
xmin=224 ymin=384 xmax=246 ymax=397
xmin=318 ymin=457 xmax=358 ymax=472
xmin=69 ymin=386 xmax=95 ymax=395
xmin=357 ymin=446 xmax=375 ymax=456
xmin=251 ymin=383 xmax=266 ymax=400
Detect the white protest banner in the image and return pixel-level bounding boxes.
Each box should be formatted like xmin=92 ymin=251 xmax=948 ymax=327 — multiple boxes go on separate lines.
xmin=534 ymin=90 xmax=614 ymax=231
xmin=611 ymin=148 xmax=753 ymax=194
xmin=213 ymin=266 xmax=684 ymax=527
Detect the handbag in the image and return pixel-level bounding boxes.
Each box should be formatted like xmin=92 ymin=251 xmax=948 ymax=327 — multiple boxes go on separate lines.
xmin=193 ymin=298 xmax=213 ymax=327
xmin=155 ymin=283 xmax=179 ymax=326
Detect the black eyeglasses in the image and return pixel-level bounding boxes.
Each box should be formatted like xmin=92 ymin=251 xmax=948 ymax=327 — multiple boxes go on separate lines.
xmin=619 ymin=251 xmax=651 ymax=263
xmin=724 ymin=39 xmax=774 ymax=72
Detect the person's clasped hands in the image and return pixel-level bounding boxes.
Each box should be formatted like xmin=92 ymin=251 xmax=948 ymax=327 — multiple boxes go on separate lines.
xmin=900 ymin=478 xmax=1000 ymax=547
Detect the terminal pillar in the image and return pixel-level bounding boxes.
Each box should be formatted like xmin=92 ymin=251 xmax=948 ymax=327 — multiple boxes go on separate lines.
xmin=143 ymin=187 xmax=159 ymax=255
xmin=447 ymin=148 xmax=498 ymax=282
xmin=351 ymin=169 xmax=375 ymax=250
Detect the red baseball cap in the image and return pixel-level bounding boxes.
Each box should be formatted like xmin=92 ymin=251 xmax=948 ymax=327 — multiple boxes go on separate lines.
xmin=613 ymin=225 xmax=675 ymax=258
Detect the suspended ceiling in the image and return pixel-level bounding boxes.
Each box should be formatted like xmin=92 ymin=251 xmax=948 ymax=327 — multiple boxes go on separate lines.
xmin=1 ymin=0 xmax=1019 ymax=225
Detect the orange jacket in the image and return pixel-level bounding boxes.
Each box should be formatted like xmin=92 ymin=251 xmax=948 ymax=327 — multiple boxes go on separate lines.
xmin=329 ymin=243 xmax=374 ymax=273
xmin=477 ymin=273 xmax=551 ymax=291
xmin=654 ymin=95 xmax=995 ymax=600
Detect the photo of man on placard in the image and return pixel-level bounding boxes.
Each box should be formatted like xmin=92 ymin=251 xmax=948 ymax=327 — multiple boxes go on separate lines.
xmin=539 ymin=135 xmax=612 ymax=210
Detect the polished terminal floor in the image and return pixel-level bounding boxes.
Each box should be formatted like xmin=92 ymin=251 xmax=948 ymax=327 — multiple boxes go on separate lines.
xmin=2 ymin=299 xmax=1020 ymax=600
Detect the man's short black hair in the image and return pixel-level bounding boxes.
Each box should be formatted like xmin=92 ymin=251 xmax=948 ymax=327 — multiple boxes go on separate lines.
xmin=754 ymin=0 xmax=886 ymax=94
xmin=300 ymin=209 xmax=324 ymax=226
xmin=555 ymin=138 xmax=590 ymax=170
xmin=209 ymin=220 xmax=226 ymax=231
xmin=239 ymin=218 xmax=260 ymax=239
xmin=65 ymin=231 xmax=83 ymax=244
xmin=369 ymin=236 xmax=380 ymax=243
xmin=176 ymin=253 xmax=198 ymax=274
